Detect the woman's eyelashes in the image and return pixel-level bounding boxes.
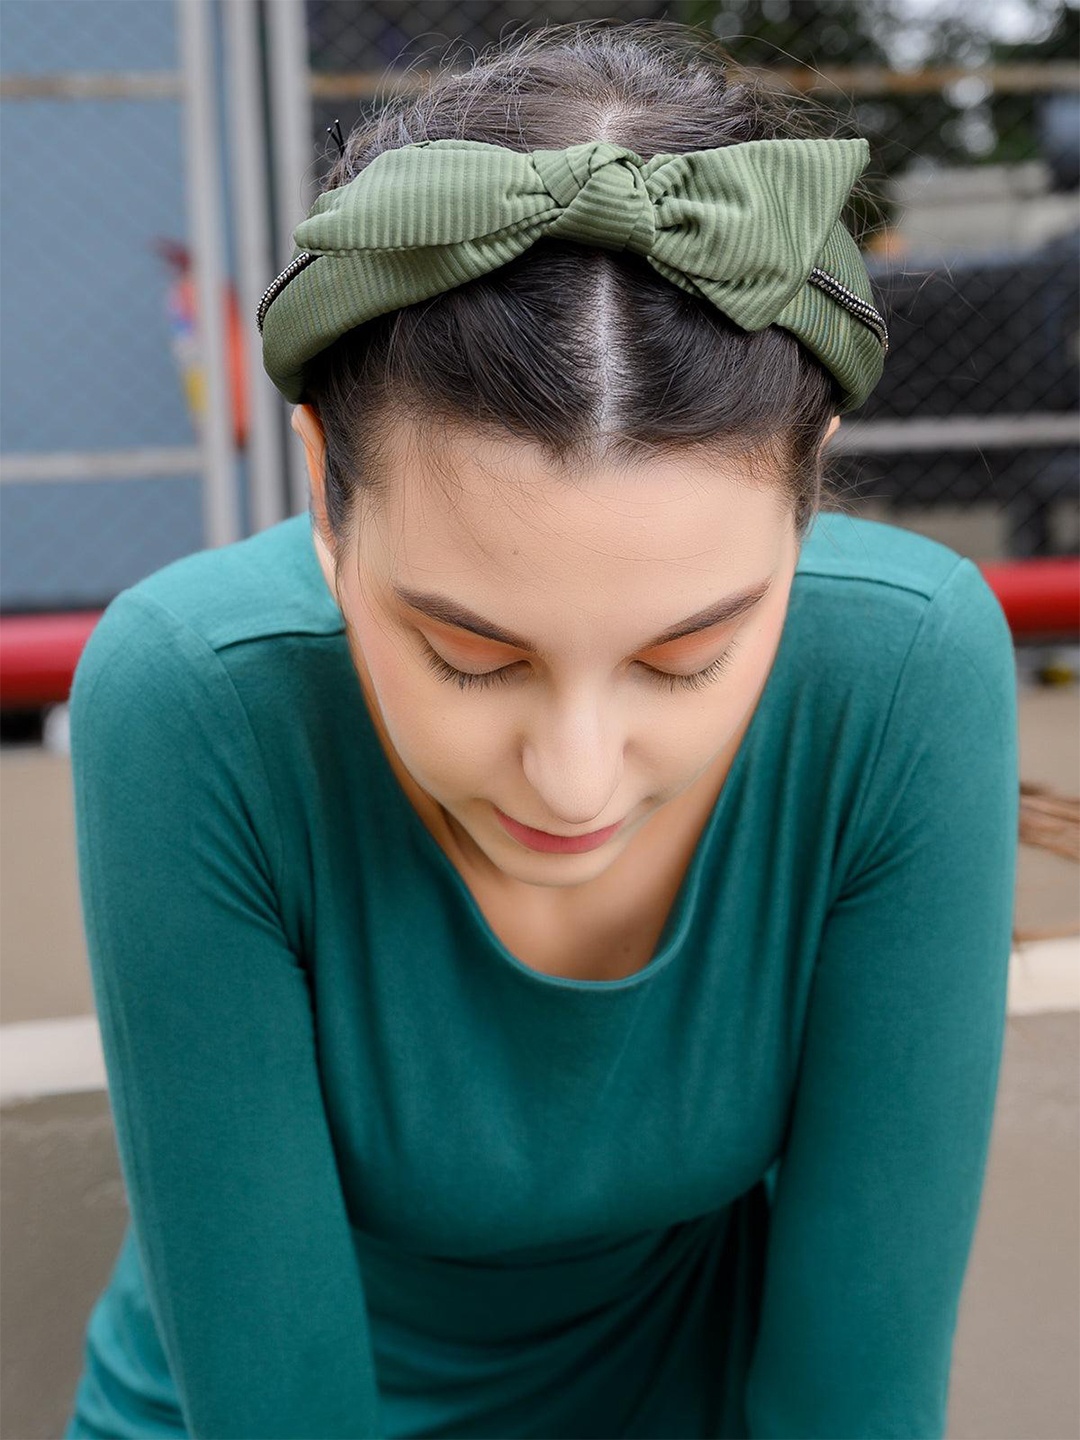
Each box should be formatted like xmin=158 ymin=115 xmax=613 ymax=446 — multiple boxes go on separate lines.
xmin=416 ymin=635 xmax=742 ymax=694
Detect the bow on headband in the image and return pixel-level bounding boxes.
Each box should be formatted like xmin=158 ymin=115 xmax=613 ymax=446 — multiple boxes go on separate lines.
xmin=259 ymin=136 xmax=889 ymax=412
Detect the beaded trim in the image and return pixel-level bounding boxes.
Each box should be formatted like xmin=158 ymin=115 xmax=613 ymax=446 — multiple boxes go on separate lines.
xmin=808 ymin=266 xmax=890 ymax=354
xmin=256 ymin=251 xmax=318 ymax=333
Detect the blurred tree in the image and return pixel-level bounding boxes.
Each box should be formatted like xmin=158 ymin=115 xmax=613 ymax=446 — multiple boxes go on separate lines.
xmin=673 ymin=0 xmax=1078 ymax=230
xmin=987 ymin=2 xmax=1079 ymax=172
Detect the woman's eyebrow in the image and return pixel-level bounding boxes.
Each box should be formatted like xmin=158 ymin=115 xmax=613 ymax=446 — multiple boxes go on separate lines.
xmin=391 ymin=577 xmax=773 ymax=653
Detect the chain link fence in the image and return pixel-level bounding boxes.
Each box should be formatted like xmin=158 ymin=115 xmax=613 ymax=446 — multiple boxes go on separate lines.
xmin=1 ymin=0 xmax=1077 ymax=622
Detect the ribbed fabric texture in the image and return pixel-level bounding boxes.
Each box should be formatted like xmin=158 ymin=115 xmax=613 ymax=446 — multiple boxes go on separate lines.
xmin=62 ymin=511 xmax=1017 ymax=1438
xmin=259 ymin=137 xmax=887 ymax=411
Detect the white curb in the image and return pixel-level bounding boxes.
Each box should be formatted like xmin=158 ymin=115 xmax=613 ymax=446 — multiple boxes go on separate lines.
xmin=1006 ymin=933 xmax=1080 ymax=1016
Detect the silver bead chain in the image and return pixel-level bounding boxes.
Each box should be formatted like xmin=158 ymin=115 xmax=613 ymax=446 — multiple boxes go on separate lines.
xmin=807 ymin=267 xmax=890 ymax=354
xmin=256 ymin=251 xmax=318 ymax=334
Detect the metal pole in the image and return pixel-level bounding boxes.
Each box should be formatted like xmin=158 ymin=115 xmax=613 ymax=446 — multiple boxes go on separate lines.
xmin=266 ymin=0 xmax=316 ymax=516
xmin=177 ymin=0 xmax=241 ymax=548
xmin=832 ymin=413 xmax=1080 ymax=453
xmin=223 ymin=0 xmax=288 ymax=533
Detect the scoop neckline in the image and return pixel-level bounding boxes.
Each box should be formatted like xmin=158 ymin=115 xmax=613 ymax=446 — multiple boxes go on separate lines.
xmin=350 ymin=665 xmax=777 ymax=996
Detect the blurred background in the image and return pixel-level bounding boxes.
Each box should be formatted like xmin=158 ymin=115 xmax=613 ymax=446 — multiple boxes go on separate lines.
xmin=0 ymin=2 xmax=1077 ymax=1436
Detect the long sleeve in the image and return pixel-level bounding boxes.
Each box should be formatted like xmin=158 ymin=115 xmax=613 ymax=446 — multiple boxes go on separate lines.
xmin=743 ymin=557 xmax=1020 ymax=1439
xmin=69 ymin=591 xmax=383 ymax=1440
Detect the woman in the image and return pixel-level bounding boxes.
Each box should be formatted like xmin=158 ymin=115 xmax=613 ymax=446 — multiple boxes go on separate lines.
xmin=64 ymin=20 xmax=1018 ymax=1439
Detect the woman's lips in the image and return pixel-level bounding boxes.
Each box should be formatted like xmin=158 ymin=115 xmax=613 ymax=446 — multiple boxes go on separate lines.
xmin=493 ymin=805 xmax=625 ymax=854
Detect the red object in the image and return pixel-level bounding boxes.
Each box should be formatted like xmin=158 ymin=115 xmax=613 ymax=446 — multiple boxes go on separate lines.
xmin=977 ymin=558 xmax=1080 ymax=636
xmin=1 ymin=559 xmax=1078 ymax=710
xmin=0 ymin=612 xmax=103 ymax=707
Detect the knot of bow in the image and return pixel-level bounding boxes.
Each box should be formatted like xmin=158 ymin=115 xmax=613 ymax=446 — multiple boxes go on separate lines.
xmin=529 ymin=140 xmax=659 ymax=255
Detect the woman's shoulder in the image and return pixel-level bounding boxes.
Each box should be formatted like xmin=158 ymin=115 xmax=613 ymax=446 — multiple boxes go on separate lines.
xmin=792 ymin=509 xmax=1010 ymax=673
xmin=71 ymin=514 xmax=349 ymax=737
xmin=101 ymin=513 xmax=343 ymax=650
xmin=797 ymin=510 xmax=974 ymax=603
xmin=780 ymin=511 xmax=1015 ymax=790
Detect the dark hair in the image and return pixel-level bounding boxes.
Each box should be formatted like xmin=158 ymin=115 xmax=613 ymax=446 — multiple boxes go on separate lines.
xmin=305 ymin=18 xmax=872 ymax=565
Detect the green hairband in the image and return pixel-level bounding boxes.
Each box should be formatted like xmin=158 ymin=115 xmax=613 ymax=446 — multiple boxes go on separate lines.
xmin=258 ymin=135 xmax=889 ymax=413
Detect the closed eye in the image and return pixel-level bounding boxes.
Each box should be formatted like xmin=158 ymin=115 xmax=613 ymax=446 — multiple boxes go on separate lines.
xmin=417 ymin=636 xmax=742 ymax=694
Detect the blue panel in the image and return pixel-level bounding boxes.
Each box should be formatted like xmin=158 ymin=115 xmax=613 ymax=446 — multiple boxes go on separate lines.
xmin=0 ymin=97 xmax=196 ymax=452
xmin=0 ymin=477 xmax=206 ymax=610
xmin=0 ymin=0 xmax=177 ymax=74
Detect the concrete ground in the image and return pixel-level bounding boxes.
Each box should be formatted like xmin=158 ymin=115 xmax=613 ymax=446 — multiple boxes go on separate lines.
xmin=1 ymin=683 xmax=1077 ymax=1440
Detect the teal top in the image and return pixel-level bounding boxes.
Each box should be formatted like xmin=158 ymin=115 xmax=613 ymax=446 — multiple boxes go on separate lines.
xmin=64 ymin=510 xmax=1018 ymax=1440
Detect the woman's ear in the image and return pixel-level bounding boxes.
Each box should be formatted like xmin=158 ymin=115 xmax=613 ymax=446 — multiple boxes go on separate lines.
xmin=291 ymin=404 xmax=339 ymax=597
xmin=822 ymin=414 xmax=842 ymax=449
xmin=291 ymin=404 xmax=327 ymax=511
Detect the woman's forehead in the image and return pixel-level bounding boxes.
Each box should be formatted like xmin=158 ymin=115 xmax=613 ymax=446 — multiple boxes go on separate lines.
xmin=368 ymin=422 xmax=790 ymax=567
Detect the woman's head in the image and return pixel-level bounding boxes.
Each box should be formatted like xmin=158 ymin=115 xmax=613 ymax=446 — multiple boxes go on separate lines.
xmin=290 ymin=19 xmax=864 ymax=887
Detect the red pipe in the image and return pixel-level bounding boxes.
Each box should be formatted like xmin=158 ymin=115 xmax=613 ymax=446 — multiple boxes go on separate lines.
xmin=0 ymin=612 xmax=102 ymax=708
xmin=977 ymin=558 xmax=1079 ymax=637
xmin=1 ymin=558 xmax=1078 ymax=709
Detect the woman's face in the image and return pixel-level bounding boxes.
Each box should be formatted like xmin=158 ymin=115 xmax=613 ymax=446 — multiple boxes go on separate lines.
xmin=295 ymin=406 xmax=838 ymax=893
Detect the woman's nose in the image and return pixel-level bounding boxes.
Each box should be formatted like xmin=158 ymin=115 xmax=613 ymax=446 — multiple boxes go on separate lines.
xmin=519 ymin=697 xmax=623 ymax=827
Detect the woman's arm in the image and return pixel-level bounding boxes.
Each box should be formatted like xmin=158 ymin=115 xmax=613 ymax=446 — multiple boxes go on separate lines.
xmin=744 ymin=558 xmax=1020 ymax=1439
xmin=70 ymin=591 xmax=382 ymax=1440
